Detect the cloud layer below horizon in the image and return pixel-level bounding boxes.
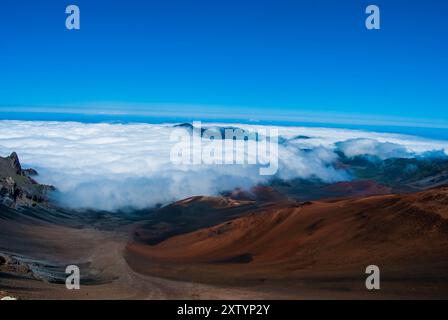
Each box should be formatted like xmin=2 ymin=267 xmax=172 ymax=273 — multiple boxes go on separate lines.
xmin=0 ymin=120 xmax=446 ymax=211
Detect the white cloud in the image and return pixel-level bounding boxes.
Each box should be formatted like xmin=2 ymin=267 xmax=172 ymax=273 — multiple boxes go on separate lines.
xmin=0 ymin=120 xmax=446 ymax=211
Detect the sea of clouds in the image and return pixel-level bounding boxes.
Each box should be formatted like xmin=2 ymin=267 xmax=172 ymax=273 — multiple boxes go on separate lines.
xmin=0 ymin=120 xmax=446 ymax=211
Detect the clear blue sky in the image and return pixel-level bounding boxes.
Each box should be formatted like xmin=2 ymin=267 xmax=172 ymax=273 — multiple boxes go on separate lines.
xmin=0 ymin=0 xmax=447 ymax=127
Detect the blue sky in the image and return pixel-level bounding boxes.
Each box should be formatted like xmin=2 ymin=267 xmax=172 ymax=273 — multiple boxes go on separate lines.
xmin=0 ymin=0 xmax=447 ymax=127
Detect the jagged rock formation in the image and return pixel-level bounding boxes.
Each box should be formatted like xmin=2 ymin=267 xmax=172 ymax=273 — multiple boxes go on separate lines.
xmin=0 ymin=152 xmax=55 ymax=207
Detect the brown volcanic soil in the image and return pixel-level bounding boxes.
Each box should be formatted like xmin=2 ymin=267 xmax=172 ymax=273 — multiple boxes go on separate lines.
xmin=2 ymin=186 xmax=448 ymax=299
xmin=126 ymin=186 xmax=448 ymax=298
xmin=321 ymin=180 xmax=392 ymax=198
xmin=0 ymin=206 xmax=270 ymax=300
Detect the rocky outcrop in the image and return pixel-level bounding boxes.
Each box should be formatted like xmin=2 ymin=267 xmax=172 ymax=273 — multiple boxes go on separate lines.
xmin=9 ymin=152 xmax=22 ymax=174
xmin=0 ymin=152 xmax=55 ymax=208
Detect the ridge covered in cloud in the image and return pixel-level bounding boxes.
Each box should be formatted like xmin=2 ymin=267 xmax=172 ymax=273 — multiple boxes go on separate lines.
xmin=0 ymin=120 xmax=446 ymax=211
xmin=335 ymin=138 xmax=411 ymax=160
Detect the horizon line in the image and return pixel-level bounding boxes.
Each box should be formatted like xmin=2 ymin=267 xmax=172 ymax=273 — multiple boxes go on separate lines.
xmin=1 ymin=104 xmax=448 ymax=130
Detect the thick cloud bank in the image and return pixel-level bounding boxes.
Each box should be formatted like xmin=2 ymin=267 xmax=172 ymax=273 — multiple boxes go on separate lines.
xmin=0 ymin=120 xmax=446 ymax=211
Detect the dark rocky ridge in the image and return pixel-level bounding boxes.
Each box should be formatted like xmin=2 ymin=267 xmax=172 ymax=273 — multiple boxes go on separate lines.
xmin=0 ymin=152 xmax=55 ymax=207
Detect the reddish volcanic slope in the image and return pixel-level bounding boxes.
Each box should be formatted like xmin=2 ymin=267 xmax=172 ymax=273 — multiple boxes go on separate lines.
xmin=321 ymin=180 xmax=392 ymax=198
xmin=126 ymin=186 xmax=448 ymax=296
